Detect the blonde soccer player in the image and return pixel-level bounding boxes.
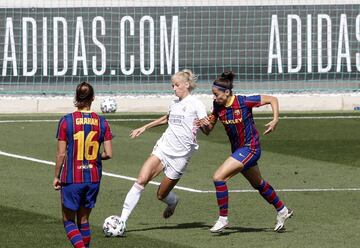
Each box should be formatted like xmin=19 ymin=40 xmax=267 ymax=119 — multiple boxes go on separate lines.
xmin=116 ymin=69 xmax=209 ymax=236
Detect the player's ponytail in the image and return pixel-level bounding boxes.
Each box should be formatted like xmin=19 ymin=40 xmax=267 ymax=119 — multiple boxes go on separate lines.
xmin=74 ymin=82 xmax=94 ymax=109
xmin=213 ymin=71 xmax=235 ymax=93
xmin=221 ymin=71 xmax=235 ymax=85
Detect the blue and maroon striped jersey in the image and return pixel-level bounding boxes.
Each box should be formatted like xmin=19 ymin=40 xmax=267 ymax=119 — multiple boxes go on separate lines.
xmin=56 ymin=111 xmax=112 ymax=184
xmin=212 ymin=95 xmax=261 ymax=152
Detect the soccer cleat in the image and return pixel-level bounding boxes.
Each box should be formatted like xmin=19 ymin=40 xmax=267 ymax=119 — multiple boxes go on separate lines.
xmin=163 ymin=198 xmax=179 ymax=219
xmin=210 ymin=217 xmax=229 ymax=233
xmin=274 ymin=208 xmax=293 ymax=232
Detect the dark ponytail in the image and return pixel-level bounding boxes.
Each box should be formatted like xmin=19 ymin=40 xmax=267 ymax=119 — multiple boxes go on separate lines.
xmin=74 ymin=82 xmax=94 ymax=109
xmin=213 ymin=71 xmax=235 ymax=92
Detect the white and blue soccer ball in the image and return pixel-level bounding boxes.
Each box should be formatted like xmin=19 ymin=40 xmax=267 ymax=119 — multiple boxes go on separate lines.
xmin=100 ymin=97 xmax=117 ymax=113
xmin=103 ymin=215 xmax=126 ymax=237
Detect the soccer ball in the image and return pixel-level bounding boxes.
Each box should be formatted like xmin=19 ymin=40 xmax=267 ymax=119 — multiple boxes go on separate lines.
xmin=100 ymin=97 xmax=117 ymax=113
xmin=103 ymin=215 xmax=126 ymax=237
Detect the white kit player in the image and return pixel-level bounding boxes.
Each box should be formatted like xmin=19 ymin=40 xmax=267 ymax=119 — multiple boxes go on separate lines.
xmin=116 ymin=69 xmax=210 ymax=236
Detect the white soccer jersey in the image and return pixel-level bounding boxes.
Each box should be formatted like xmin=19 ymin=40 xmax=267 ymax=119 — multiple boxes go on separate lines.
xmin=156 ymin=95 xmax=207 ymax=157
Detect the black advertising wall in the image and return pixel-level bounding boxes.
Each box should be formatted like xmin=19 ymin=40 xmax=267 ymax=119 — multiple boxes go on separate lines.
xmin=0 ymin=5 xmax=359 ymax=93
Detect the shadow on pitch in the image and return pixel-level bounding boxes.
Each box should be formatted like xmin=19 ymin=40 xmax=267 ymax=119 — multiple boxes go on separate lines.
xmin=127 ymin=222 xmax=208 ymax=233
xmin=127 ymin=222 xmax=270 ymax=234
xmin=211 ymin=226 xmax=271 ymax=236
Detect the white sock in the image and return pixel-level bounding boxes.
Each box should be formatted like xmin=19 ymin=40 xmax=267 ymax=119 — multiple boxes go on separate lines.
xmin=279 ymin=206 xmax=288 ymax=215
xmin=120 ymin=182 xmax=144 ymax=222
xmin=219 ymin=216 xmax=228 ymax=222
xmin=161 ymin=191 xmax=178 ymax=206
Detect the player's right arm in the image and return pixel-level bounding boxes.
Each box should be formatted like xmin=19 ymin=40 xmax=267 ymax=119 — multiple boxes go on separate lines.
xmin=129 ymin=114 xmax=168 ymax=138
xmin=53 ymin=140 xmax=66 ymax=190
xmin=54 ymin=117 xmax=67 ymax=190
xmin=101 ymin=119 xmax=113 ymax=160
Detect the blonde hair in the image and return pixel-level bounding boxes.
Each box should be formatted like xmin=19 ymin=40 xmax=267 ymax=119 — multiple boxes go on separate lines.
xmin=171 ymin=69 xmax=198 ymax=92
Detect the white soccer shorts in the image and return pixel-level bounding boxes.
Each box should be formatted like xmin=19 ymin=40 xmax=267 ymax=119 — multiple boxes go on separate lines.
xmin=151 ymin=144 xmax=192 ymax=180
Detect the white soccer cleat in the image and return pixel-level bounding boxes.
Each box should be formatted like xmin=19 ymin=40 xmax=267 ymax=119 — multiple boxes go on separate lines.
xmin=210 ymin=217 xmax=229 ymax=233
xmin=163 ymin=198 xmax=179 ymax=219
xmin=274 ymin=208 xmax=293 ymax=232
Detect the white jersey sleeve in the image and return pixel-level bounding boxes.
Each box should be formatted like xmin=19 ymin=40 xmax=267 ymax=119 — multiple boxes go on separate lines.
xmin=194 ymin=98 xmax=207 ymax=120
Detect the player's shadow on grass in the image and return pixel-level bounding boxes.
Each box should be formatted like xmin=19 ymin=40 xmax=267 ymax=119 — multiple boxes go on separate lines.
xmin=128 ymin=222 xmax=269 ymax=234
xmin=211 ymin=226 xmax=271 ymax=236
xmin=128 ymin=222 xmax=208 ymax=232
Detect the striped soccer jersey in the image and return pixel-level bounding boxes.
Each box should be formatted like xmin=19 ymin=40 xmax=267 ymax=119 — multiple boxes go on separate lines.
xmin=212 ymin=95 xmax=261 ymax=152
xmin=56 ymin=111 xmax=112 ymax=183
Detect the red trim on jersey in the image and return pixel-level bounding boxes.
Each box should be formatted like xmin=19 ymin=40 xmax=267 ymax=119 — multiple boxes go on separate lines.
xmin=90 ymin=112 xmax=100 ymax=182
xmin=58 ymin=118 xmax=67 ymax=141
xmin=73 ymin=112 xmax=84 ymax=183
xmin=58 ymin=120 xmax=68 ymax=182
xmin=232 ymin=98 xmax=245 ymax=147
xmin=104 ymin=120 xmax=112 ymax=141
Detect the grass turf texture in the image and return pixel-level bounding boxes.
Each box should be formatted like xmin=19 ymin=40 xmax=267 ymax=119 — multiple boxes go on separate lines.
xmin=0 ymin=112 xmax=359 ymax=248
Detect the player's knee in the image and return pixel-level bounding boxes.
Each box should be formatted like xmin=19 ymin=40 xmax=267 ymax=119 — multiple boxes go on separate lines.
xmin=212 ymin=173 xmax=225 ymax=182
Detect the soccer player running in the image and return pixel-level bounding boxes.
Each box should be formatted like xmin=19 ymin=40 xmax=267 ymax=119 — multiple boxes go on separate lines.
xmin=201 ymin=71 xmax=293 ymax=233
xmin=117 ymin=69 xmax=209 ymax=236
xmin=53 ymin=82 xmax=113 ymax=248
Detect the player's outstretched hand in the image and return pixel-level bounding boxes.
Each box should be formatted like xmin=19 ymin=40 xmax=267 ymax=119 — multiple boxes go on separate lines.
xmin=194 ymin=116 xmax=210 ymax=127
xmin=263 ymin=118 xmax=278 ymax=135
xmin=198 ymin=116 xmax=210 ymax=127
xmin=130 ymin=127 xmax=146 ymax=138
xmin=53 ymin=177 xmax=61 ymax=190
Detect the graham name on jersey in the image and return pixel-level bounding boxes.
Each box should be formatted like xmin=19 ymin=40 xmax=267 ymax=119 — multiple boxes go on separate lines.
xmin=75 ymin=118 xmax=98 ymax=126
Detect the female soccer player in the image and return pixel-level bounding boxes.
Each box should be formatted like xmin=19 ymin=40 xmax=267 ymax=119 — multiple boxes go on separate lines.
xmin=117 ymin=69 xmax=209 ymax=236
xmin=53 ymin=82 xmax=112 ymax=248
xmin=201 ymin=71 xmax=293 ymax=233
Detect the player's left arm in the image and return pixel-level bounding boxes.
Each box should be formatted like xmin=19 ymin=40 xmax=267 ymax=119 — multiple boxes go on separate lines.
xmin=260 ymin=95 xmax=279 ymax=135
xmin=194 ymin=100 xmax=214 ymax=135
xmin=53 ymin=140 xmax=66 ymax=190
xmin=101 ymin=120 xmax=113 ymax=160
xmin=198 ymin=114 xmax=216 ymax=135
xmin=129 ymin=114 xmax=168 ymax=138
xmin=101 ymin=140 xmax=112 ymax=160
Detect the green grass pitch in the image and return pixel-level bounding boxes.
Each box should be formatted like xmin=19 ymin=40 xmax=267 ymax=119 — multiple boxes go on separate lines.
xmin=0 ymin=112 xmax=359 ymax=248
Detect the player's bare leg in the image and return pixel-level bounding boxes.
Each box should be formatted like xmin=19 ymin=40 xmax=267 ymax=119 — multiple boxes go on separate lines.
xmin=137 ymin=155 xmax=165 ymax=187
xmin=120 ymin=155 xmax=164 ymax=223
xmin=157 ymin=177 xmax=180 ymax=218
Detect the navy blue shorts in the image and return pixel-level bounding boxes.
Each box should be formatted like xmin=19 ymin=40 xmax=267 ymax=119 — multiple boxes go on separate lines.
xmin=61 ymin=183 xmax=100 ymax=211
xmin=231 ymin=147 xmax=261 ymax=171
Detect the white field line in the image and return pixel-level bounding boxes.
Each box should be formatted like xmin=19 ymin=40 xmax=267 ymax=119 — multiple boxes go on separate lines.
xmin=0 ymin=116 xmax=360 ymax=124
xmin=0 ymin=150 xmax=202 ymax=193
xmin=1 ymin=150 xmax=360 ymax=193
